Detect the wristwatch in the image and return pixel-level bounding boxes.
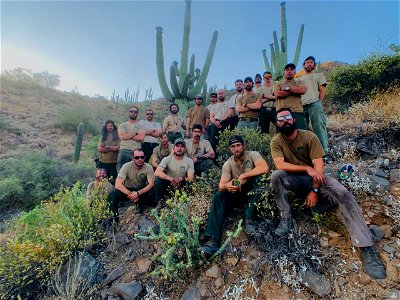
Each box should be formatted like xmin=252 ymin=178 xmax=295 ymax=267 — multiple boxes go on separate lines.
xmin=312 ymin=187 xmax=319 ymax=193
xmin=285 ymin=86 xmax=290 ymax=91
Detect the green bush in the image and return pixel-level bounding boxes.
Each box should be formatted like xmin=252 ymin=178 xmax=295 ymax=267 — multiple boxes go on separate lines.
xmin=0 ymin=150 xmax=94 ymax=212
xmin=0 ymin=182 xmax=111 ymax=298
xmin=52 ymin=106 xmax=99 ymax=134
xmin=84 ymin=135 xmax=101 ymax=159
xmin=326 ymin=53 xmax=400 ymax=111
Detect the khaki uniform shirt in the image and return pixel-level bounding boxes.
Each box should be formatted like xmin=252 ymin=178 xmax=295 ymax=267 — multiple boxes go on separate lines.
xmin=139 ymin=120 xmax=162 ymax=143
xmin=163 ymin=114 xmax=185 ymax=133
xmin=118 ymin=121 xmax=143 ymax=150
xmin=274 ymin=79 xmax=306 ymax=112
xmin=236 ymin=94 xmax=262 ymax=118
xmin=298 ymin=72 xmax=327 ymax=105
xmin=86 ymin=180 xmax=114 ymax=204
xmin=228 ymin=92 xmax=244 ymax=117
xmin=221 ymin=151 xmax=263 ymax=181
xmin=150 ymin=144 xmax=173 ymax=165
xmin=159 ymin=155 xmax=194 ymax=178
xmin=98 ymin=134 xmax=120 ymax=163
xmin=117 ymin=162 xmax=155 ymax=189
xmin=270 ymin=130 xmax=325 ymax=167
xmin=185 ymin=138 xmax=213 ymax=159
xmin=211 ymin=101 xmax=230 ymax=120
xmin=186 ymin=106 xmax=210 ymax=129
xmin=255 ymin=85 xmax=276 ymax=108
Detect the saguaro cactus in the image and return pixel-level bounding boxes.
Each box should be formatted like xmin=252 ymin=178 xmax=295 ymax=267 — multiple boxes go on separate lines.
xmin=156 ymin=0 xmax=218 ymax=103
xmin=74 ymin=123 xmax=84 ymax=164
xmin=262 ymin=2 xmax=304 ymax=80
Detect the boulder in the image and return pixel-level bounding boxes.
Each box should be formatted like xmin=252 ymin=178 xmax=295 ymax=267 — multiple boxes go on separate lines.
xmin=180 ymin=282 xmax=201 ymax=300
xmin=108 ymin=281 xmax=142 ymax=300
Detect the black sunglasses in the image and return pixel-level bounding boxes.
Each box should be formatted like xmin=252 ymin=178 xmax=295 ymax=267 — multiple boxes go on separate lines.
xmin=146 ymin=113 xmax=154 ymax=115
xmin=133 ymin=156 xmax=145 ymax=159
xmin=129 ymin=110 xmax=138 ymax=113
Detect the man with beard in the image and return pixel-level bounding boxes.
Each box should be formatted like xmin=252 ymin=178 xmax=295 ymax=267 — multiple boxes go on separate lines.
xmin=253 ymin=73 xmax=263 ymax=92
xmin=209 ymin=89 xmax=230 ymax=151
xmin=270 ymin=108 xmax=386 ymax=280
xmin=86 ymin=168 xmax=114 ymax=205
xmin=198 ymin=135 xmax=269 ymax=256
xmin=117 ymin=106 xmax=145 ymax=172
xmin=150 ymin=132 xmax=173 ymax=169
xmin=139 ymin=109 xmax=162 ymax=163
xmin=154 ymin=139 xmax=194 ymax=204
xmin=236 ymin=77 xmax=263 ymax=130
xmin=257 ymin=71 xmax=277 ymax=134
xmin=228 ymin=79 xmax=244 ymax=129
xmin=274 ymin=64 xmax=308 ymax=130
xmin=298 ymin=56 xmax=329 ymax=153
xmin=163 ymin=103 xmax=186 ymax=143
xmin=186 ymin=95 xmax=210 ymax=138
xmin=110 ymin=148 xmax=155 ymax=215
xmin=185 ymin=124 xmax=215 ymax=175
xmin=98 ymin=120 xmax=120 ymax=184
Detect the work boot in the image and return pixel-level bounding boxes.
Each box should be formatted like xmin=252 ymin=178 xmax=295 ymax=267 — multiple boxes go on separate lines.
xmin=198 ymin=237 xmax=220 ymax=257
xmin=360 ymin=246 xmax=386 ymax=279
xmin=275 ymin=217 xmax=293 ymax=237
xmin=299 ymin=268 xmax=332 ymax=297
xmin=244 ymin=218 xmax=257 ymax=235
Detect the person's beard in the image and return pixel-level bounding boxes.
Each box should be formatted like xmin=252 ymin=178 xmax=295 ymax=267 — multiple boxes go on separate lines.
xmin=255 ymin=79 xmax=262 ymax=84
xmin=245 ymin=85 xmax=252 ymax=91
xmin=174 ymin=151 xmax=184 ymax=157
xmin=236 ymin=87 xmax=243 ymax=93
xmin=305 ymin=65 xmax=315 ymax=72
xmin=277 ymin=122 xmax=297 ymax=136
xmin=129 ymin=115 xmax=137 ymax=120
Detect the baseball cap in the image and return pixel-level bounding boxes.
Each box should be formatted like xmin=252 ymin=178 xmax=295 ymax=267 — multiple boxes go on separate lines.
xmin=228 ymin=135 xmax=244 ymax=146
xmin=244 ymin=76 xmax=253 ymax=83
xmin=174 ymin=138 xmax=186 ymax=146
xmin=210 ymin=92 xmax=217 ymax=97
xmin=195 ymin=94 xmax=203 ymax=99
xmin=284 ymin=63 xmax=296 ymax=70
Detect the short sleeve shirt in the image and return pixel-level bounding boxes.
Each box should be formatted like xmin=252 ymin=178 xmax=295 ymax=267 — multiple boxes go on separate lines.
xmin=221 ymin=151 xmax=263 ymax=181
xmin=139 ymin=120 xmax=162 ymax=143
xmin=211 ymin=101 xmax=230 ymax=120
xmin=186 ymin=106 xmax=210 ymax=129
xmin=185 ymin=138 xmax=213 ymax=159
xmin=228 ymin=93 xmax=244 ymax=116
xmin=118 ymin=121 xmax=143 ymax=150
xmin=159 ymin=155 xmax=194 ymax=178
xmin=273 ymin=79 xmax=306 ymax=112
xmin=117 ymin=162 xmax=155 ymax=188
xmin=150 ymin=144 xmax=172 ymax=165
xmin=236 ymin=94 xmax=262 ymax=118
xmin=163 ymin=115 xmax=185 ymax=133
xmin=298 ymin=73 xmax=327 ymax=105
xmin=270 ymin=130 xmax=325 ymax=167
xmin=255 ymin=85 xmax=275 ymax=108
xmin=98 ymin=134 xmax=120 ymax=163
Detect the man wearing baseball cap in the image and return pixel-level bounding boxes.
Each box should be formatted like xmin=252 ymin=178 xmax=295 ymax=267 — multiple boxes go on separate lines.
xmin=154 ymin=138 xmax=195 ymax=205
xmin=199 ymin=135 xmax=269 ymax=256
xmin=236 ymin=77 xmax=263 ymax=130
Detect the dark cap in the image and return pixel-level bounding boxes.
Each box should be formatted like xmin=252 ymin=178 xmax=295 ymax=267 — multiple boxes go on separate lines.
xmin=210 ymin=92 xmax=217 ymax=97
xmin=195 ymin=94 xmax=203 ymax=99
xmin=303 ymin=56 xmax=316 ymax=64
xmin=174 ymin=138 xmax=186 ymax=146
xmin=255 ymin=73 xmax=262 ymax=79
xmin=284 ymin=63 xmax=296 ymax=70
xmin=244 ymin=76 xmax=253 ymax=83
xmin=228 ymin=135 xmax=244 ymax=146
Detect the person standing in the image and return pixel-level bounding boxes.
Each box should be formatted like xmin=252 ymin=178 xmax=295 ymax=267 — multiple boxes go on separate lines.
xmin=140 ymin=109 xmax=162 ymax=163
xmin=186 ymin=95 xmax=210 ymax=138
xmin=209 ymin=89 xmax=230 ymax=151
xmin=298 ymin=56 xmax=329 ymax=153
xmin=228 ymin=79 xmax=244 ymax=130
xmin=163 ymin=103 xmax=186 ymax=144
xmin=258 ymin=71 xmax=277 ymax=134
xmin=98 ymin=120 xmax=120 ymax=184
xmin=117 ymin=106 xmax=145 ymax=172
xmin=236 ymin=77 xmax=263 ymax=130
xmin=273 ymin=63 xmax=308 ymax=130
xmin=206 ymin=92 xmax=218 ymax=138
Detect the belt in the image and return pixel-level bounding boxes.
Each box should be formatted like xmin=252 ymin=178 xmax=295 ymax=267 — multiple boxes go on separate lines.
xmin=167 ymin=131 xmax=181 ymax=135
xmin=239 ymin=117 xmax=259 ymax=122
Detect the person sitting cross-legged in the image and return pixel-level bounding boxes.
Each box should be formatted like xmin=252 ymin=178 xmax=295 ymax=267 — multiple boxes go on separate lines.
xmin=109 ymin=148 xmax=155 ymax=217
xmin=270 ymin=108 xmax=386 ymax=280
xmin=198 ymin=135 xmax=269 ymax=256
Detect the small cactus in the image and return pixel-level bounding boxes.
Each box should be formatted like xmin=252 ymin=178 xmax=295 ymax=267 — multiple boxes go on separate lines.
xmin=74 ymin=123 xmax=84 ymax=164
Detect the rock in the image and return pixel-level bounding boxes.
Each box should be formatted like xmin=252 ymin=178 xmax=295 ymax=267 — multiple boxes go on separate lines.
xmin=369 ymin=175 xmax=390 ymax=192
xmin=390 ymin=183 xmax=400 ymax=196
xmin=390 ymin=169 xmax=400 ymax=183
xmin=135 ymin=257 xmax=152 ymax=274
xmin=126 ymin=248 xmax=136 ymax=261
xmin=180 ymin=282 xmax=201 ymax=300
xmin=380 ymin=224 xmax=393 ymax=238
xmin=356 ymin=137 xmax=379 ymax=157
xmin=337 ymin=276 xmax=347 ymax=288
xmin=103 ymin=266 xmax=124 ymax=286
xmin=387 ymin=289 xmax=400 ymax=299
xmin=198 ymin=282 xmax=211 ymax=297
xmin=299 ymin=269 xmax=331 ymax=297
xmin=329 ymin=236 xmax=348 ymax=247
xmin=109 ymin=281 xmax=142 ymax=300
xmin=115 ymin=233 xmax=130 ymax=245
xmin=383 ymin=244 xmax=395 ymax=254
xmin=327 ymin=230 xmax=342 ymax=238
xmin=206 ymin=265 xmax=220 ymax=278
xmin=359 ymin=272 xmax=372 ymax=285
xmin=333 ymin=278 xmax=342 ymax=297
xmin=367 ymin=168 xmax=377 ymax=175
xmin=215 ymin=276 xmax=224 ymax=288
xmin=320 ymin=237 xmax=329 ymax=247
xmin=375 ymin=169 xmax=390 ymax=179
xmin=386 ymin=261 xmax=399 ymax=283
xmin=225 ymin=257 xmax=239 ymax=266
xmin=135 ymin=216 xmax=157 ymax=235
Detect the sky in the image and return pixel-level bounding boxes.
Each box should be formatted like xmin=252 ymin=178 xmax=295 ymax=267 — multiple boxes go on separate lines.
xmin=1 ymin=0 xmax=399 ymax=100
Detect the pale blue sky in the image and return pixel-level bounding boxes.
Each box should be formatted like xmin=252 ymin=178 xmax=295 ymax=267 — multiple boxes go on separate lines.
xmin=1 ymin=1 xmax=399 ymax=99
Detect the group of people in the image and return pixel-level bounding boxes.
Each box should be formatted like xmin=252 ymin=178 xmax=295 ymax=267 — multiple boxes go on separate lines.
xmin=87 ymin=55 xmax=386 ymax=281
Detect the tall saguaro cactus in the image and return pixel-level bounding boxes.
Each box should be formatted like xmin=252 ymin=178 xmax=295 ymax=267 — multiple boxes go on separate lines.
xmin=74 ymin=123 xmax=84 ymax=164
xmin=262 ymin=2 xmax=304 ymax=80
xmin=156 ymin=0 xmax=218 ymax=103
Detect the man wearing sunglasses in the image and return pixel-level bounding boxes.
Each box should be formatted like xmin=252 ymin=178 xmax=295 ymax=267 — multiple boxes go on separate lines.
xmin=117 ymin=105 xmax=145 ymax=172
xmin=139 ymin=109 xmax=162 ymax=163
xmin=111 ymin=148 xmax=155 ymax=216
xmin=270 ymin=108 xmax=386 ymax=280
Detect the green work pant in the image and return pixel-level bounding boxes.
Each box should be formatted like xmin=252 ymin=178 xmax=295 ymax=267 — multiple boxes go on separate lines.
xmin=204 ymin=177 xmax=259 ymax=240
xmin=166 ymin=132 xmax=182 ymax=144
xmin=194 ymin=158 xmax=214 ymax=176
xmin=303 ymin=101 xmax=329 ymax=152
xmin=154 ymin=177 xmax=187 ymax=203
xmin=259 ymin=107 xmax=276 ymax=134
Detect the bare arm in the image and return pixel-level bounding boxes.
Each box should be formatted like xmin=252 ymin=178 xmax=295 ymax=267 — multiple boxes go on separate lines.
xmin=154 ymin=166 xmax=173 ymax=182
xmin=319 ymin=85 xmax=326 ymax=101
xmin=237 ymin=159 xmax=269 ymax=183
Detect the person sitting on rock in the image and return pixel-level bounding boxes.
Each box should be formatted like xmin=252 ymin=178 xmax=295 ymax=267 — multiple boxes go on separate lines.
xmin=110 ymin=148 xmax=155 ymax=216
xmin=198 ymin=135 xmax=270 ymax=256
xmin=270 ymin=108 xmax=386 ymax=280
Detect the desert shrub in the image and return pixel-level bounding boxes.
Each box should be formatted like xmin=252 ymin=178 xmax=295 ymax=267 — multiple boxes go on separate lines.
xmin=0 ymin=182 xmax=111 ymax=298
xmin=52 ymin=106 xmax=99 ymax=134
xmin=326 ymin=53 xmax=400 ymax=111
xmin=0 ymin=150 xmax=93 ymax=212
xmin=84 ymin=135 xmax=101 ymax=159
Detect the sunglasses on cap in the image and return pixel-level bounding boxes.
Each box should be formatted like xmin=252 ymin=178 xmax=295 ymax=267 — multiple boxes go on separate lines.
xmin=277 ymin=115 xmax=293 ymax=122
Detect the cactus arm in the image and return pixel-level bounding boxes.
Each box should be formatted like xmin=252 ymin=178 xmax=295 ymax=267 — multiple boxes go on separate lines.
xmin=74 ymin=123 xmax=84 ymax=164
xmin=188 ymin=30 xmax=218 ymax=98
xmin=181 ymin=74 xmax=190 ymax=100
xmin=262 ymin=49 xmax=272 ymax=72
xmin=281 ymin=2 xmax=288 ymax=64
xmin=201 ymin=82 xmax=207 ymax=102
xmin=156 ymin=26 xmax=175 ymax=102
xmin=270 ymin=43 xmax=277 ymax=75
xmin=179 ymin=0 xmax=191 ymax=90
xmin=170 ymin=63 xmax=182 ymax=99
xmin=293 ymin=24 xmax=304 ymax=66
